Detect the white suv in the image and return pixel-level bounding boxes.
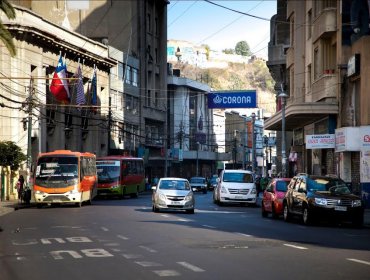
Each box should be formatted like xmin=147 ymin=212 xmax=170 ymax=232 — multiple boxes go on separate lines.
xmin=213 ymin=169 xmax=257 ymax=206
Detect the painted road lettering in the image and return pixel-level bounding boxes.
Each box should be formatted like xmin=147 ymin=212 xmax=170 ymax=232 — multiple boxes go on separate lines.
xmin=50 ymin=249 xmax=114 ymax=260
xmin=41 ymin=237 xmax=92 ymax=244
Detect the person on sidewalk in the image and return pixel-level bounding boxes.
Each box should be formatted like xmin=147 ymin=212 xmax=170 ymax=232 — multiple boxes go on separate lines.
xmin=16 ymin=175 xmax=25 ymax=203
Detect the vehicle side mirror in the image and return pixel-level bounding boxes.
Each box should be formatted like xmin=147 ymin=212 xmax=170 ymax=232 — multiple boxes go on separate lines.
xmin=151 ymin=186 xmax=157 ymax=191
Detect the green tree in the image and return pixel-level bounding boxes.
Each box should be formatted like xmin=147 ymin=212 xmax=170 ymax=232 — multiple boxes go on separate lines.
xmin=235 ymin=41 xmax=251 ymax=56
xmin=0 ymin=0 xmax=16 ymax=57
xmin=0 ymin=141 xmax=26 ymax=171
xmin=222 ymin=48 xmax=234 ymax=54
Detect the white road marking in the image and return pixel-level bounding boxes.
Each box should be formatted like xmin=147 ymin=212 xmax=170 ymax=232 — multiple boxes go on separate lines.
xmin=202 ymin=225 xmax=216 ymax=229
xmin=117 ymin=234 xmax=129 ymax=240
xmin=12 ymin=240 xmax=38 ymax=246
xmin=103 ymin=243 xmax=120 ymax=247
xmin=177 ymin=262 xmax=205 ymax=272
xmin=177 ymin=219 xmax=190 ymax=222
xmin=235 ymin=232 xmax=252 ymax=237
xmin=283 ymin=243 xmax=308 ymax=250
xmin=122 ymin=254 xmax=142 ymax=259
xmin=101 ymin=227 xmax=109 ymax=232
xmin=139 ymin=245 xmax=157 ymax=253
xmin=135 ymin=261 xmax=162 ymax=267
xmin=347 ymin=258 xmax=370 ymax=266
xmin=153 ymin=270 xmax=180 ymax=277
xmin=161 ymin=214 xmax=170 ymax=218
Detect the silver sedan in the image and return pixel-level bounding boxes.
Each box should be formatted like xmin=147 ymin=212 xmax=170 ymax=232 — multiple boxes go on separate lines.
xmin=152 ymin=177 xmax=195 ymax=214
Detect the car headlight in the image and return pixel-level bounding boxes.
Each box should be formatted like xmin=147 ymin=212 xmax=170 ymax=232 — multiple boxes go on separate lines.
xmin=185 ymin=193 xmax=193 ymax=201
xmin=250 ymin=188 xmax=257 ymax=194
xmin=221 ymin=186 xmax=227 ymax=193
xmin=315 ymin=197 xmax=327 ymax=206
xmin=35 ymin=190 xmax=44 ymax=195
xmin=352 ymin=200 xmax=362 ymax=207
xmin=158 ymin=193 xmax=167 ymax=201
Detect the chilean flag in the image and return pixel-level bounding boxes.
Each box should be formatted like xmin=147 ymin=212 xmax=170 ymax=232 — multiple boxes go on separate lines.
xmin=50 ymin=55 xmax=70 ymax=103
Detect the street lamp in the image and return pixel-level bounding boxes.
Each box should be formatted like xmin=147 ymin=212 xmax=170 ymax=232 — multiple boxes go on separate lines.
xmin=196 ymin=143 xmax=199 ymax=176
xmin=251 ymin=112 xmax=256 ymax=173
xmin=278 ymin=88 xmax=288 ymax=178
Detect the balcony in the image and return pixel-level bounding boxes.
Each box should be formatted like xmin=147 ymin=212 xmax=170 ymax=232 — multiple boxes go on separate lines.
xmin=311 ymin=71 xmax=337 ymax=102
xmin=267 ymin=44 xmax=289 ymax=66
xmin=312 ymin=8 xmax=336 ymax=42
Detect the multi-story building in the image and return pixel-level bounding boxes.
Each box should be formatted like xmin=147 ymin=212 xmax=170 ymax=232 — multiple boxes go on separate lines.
xmin=265 ymin=0 xmax=370 ymax=206
xmin=7 ymin=0 xmax=169 ymax=177
xmin=0 ymin=5 xmax=115 ymax=200
xmin=167 ymin=67 xmax=229 ymax=179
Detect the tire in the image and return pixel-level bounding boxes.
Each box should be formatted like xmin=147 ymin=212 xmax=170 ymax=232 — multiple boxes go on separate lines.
xmin=352 ymin=214 xmax=364 ymax=228
xmin=261 ymin=202 xmax=268 ymax=218
xmin=271 ymin=204 xmax=278 ymax=219
xmin=186 ymin=209 xmax=195 ymax=214
xmin=283 ymin=203 xmax=291 ymax=222
xmin=302 ymin=205 xmax=312 ymax=225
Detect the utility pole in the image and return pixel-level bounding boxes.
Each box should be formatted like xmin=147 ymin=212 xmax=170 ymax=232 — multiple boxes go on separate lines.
xmin=27 ymin=78 xmax=34 ymax=173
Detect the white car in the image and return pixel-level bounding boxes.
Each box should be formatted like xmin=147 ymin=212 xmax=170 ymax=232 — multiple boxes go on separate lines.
xmin=152 ymin=177 xmax=195 ymax=214
xmin=213 ymin=169 xmax=257 ymax=206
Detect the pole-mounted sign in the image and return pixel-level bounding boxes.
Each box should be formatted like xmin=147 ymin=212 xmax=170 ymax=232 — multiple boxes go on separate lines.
xmin=207 ymin=90 xmax=257 ymax=109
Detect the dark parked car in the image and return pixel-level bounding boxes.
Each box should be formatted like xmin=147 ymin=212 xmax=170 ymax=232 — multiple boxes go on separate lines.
xmin=189 ymin=177 xmax=208 ymax=194
xmin=208 ymin=176 xmax=218 ymax=190
xmin=261 ymin=178 xmax=291 ymax=218
xmin=283 ymin=174 xmax=364 ymax=226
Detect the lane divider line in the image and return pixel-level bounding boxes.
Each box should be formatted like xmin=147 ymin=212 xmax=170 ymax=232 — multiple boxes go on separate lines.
xmin=283 ymin=243 xmax=308 ymax=250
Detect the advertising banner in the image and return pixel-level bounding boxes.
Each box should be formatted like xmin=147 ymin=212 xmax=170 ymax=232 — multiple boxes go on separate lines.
xmin=306 ymin=134 xmax=335 ymax=149
xmin=208 ymin=90 xmax=257 ymax=109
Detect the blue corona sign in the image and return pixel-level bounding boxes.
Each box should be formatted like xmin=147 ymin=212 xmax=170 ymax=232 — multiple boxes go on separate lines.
xmin=208 ymin=90 xmax=257 ymax=109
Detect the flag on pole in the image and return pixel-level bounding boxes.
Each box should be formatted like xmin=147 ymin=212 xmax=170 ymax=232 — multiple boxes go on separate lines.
xmin=89 ymin=66 xmax=97 ymax=113
xmin=50 ymin=54 xmax=70 ymax=103
xmin=74 ymin=64 xmax=85 ymax=109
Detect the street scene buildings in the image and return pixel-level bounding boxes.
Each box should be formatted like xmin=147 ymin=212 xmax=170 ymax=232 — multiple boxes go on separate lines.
xmin=0 ymin=0 xmax=369 ymax=207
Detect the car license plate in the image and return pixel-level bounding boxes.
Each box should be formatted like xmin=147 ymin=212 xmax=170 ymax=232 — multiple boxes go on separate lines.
xmin=334 ymin=206 xmax=347 ymax=211
xmin=53 ymin=199 xmax=61 ymax=203
xmin=235 ymin=195 xmax=244 ymax=199
xmin=171 ymin=201 xmax=181 ymax=205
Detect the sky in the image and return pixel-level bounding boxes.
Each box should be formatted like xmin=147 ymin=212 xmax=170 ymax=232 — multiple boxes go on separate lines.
xmin=167 ymin=0 xmax=277 ymax=59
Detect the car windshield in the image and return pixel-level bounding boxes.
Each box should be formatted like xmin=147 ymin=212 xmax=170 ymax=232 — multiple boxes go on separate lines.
xmin=307 ymin=177 xmax=351 ymax=194
xmin=190 ymin=178 xmax=205 ymax=184
xmin=210 ymin=177 xmax=217 ymax=184
xmin=276 ymin=181 xmax=288 ymax=192
xmin=159 ymin=180 xmax=190 ymax=190
xmin=223 ymin=172 xmax=253 ymax=183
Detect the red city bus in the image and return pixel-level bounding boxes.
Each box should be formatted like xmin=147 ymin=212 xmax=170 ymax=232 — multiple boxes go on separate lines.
xmin=96 ymin=156 xmax=145 ymax=198
xmin=33 ymin=150 xmax=97 ymax=207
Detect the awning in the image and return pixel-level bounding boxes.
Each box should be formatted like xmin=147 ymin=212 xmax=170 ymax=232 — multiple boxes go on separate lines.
xmin=264 ymin=102 xmax=339 ymax=131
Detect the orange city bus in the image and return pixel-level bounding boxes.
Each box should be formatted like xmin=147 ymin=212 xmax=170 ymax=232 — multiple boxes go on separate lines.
xmin=96 ymin=156 xmax=145 ymax=198
xmin=33 ymin=150 xmax=97 ymax=207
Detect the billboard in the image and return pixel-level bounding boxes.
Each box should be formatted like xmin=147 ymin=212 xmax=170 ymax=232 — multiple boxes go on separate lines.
xmin=208 ymin=90 xmax=257 ymax=109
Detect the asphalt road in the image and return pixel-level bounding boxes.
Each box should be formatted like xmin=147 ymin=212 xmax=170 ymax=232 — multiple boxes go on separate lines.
xmin=0 ymin=191 xmax=369 ymax=280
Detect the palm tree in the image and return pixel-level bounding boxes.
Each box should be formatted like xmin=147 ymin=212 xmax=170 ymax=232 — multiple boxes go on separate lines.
xmin=0 ymin=0 xmax=16 ymax=56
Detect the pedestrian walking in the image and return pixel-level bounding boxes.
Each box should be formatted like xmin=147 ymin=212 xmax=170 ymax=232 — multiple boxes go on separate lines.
xmin=17 ymin=175 xmax=25 ymax=203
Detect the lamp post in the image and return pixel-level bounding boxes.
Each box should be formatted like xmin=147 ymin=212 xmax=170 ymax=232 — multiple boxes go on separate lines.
xmin=196 ymin=143 xmax=199 ymax=176
xmin=251 ymin=112 xmax=256 ymax=173
xmin=278 ymin=89 xmax=288 ymax=178
xmin=263 ymin=135 xmax=269 ymax=177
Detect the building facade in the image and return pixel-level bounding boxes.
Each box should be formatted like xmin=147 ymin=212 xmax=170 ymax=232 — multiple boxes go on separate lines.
xmin=265 ymin=0 xmax=370 ymax=206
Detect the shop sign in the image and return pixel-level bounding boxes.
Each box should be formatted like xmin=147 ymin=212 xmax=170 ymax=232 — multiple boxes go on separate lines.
xmin=360 ymin=126 xmax=370 ymax=150
xmin=306 ymin=134 xmax=335 ymax=149
xmin=335 ymin=127 xmax=360 ymax=152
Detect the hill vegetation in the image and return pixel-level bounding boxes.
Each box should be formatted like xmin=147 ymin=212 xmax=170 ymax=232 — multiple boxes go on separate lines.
xmin=171 ymin=58 xmax=277 ymax=115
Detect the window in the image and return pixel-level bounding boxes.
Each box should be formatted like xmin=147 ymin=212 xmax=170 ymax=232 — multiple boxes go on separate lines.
xmin=117 ymin=62 xmax=124 ymax=80
xmin=155 ymin=92 xmax=159 ymax=108
xmin=132 ymin=68 xmax=138 ymax=87
xmin=313 ymin=47 xmax=320 ymax=80
xmin=290 ymin=16 xmax=295 ymax=46
xmin=125 ymin=66 xmax=131 ymax=84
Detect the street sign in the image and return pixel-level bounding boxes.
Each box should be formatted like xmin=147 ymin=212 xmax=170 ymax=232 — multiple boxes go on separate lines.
xmin=208 ymin=90 xmax=257 ymax=109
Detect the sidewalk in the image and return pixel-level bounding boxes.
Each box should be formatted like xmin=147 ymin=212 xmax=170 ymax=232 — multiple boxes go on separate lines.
xmin=1 ymin=198 xmax=370 ymax=227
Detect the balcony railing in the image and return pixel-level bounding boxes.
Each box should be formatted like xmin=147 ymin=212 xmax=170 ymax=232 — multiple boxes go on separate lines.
xmin=312 ymin=8 xmax=336 ymax=42
xmin=311 ymin=72 xmax=337 ymax=102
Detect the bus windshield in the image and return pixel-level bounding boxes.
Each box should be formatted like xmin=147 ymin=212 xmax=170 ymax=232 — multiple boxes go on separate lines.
xmin=97 ymin=160 xmax=120 ymax=184
xmin=35 ymin=156 xmax=79 ymax=188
